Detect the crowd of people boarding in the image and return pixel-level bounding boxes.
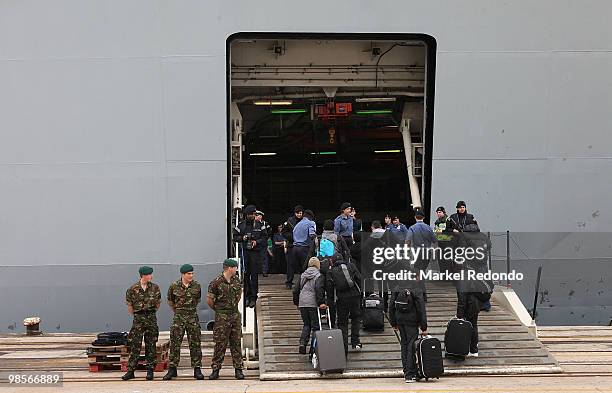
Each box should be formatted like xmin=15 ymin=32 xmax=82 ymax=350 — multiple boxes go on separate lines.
xmin=234 ymin=200 xmax=492 ymax=383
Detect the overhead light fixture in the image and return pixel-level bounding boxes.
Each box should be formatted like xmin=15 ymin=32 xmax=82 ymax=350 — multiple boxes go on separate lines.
xmin=270 ymin=109 xmax=307 ymax=114
xmin=249 ymin=152 xmax=277 ymax=156
xmin=374 ymin=149 xmax=402 ymax=153
xmin=355 ymin=109 xmax=393 ymax=115
xmin=355 ymin=97 xmax=397 ymax=103
xmin=385 ymin=125 xmax=399 ymax=128
xmin=253 ymin=100 xmax=293 ymax=106
xmin=310 ymin=151 xmax=337 ymax=155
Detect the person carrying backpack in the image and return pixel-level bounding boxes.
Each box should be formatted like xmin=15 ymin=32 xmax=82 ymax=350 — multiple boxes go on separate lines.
xmin=328 ymin=254 xmax=362 ymax=355
xmin=433 ymin=206 xmax=456 ymax=277
xmin=321 ymin=219 xmax=351 ymax=259
xmin=293 ymin=257 xmax=327 ymax=355
xmin=389 ymin=286 xmax=428 ymax=383
xmin=317 ymin=253 xmax=341 ymax=328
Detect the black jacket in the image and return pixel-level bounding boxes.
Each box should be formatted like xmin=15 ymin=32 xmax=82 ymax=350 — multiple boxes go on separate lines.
xmin=327 ymin=260 xmax=362 ymax=300
xmin=317 ymin=257 xmax=336 ymax=306
xmin=233 ymin=219 xmax=267 ymax=251
xmin=281 ymin=215 xmax=302 ymax=247
xmin=449 ymin=212 xmax=477 ymax=232
xmin=388 ymin=289 xmax=427 ymax=330
xmin=456 ymin=291 xmax=481 ymax=320
xmin=361 ymin=231 xmax=392 ymax=274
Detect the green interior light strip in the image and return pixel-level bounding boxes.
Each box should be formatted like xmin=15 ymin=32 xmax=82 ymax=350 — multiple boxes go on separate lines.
xmin=270 ymin=109 xmax=307 ymax=114
xmin=355 ymin=109 xmax=393 ymax=115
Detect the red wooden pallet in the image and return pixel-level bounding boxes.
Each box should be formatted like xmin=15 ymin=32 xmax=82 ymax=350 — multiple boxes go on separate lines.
xmin=88 ymin=362 xmax=122 ymax=372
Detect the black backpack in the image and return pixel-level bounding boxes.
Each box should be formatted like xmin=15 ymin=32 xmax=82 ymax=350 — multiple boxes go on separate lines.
xmin=474 ymin=279 xmax=493 ymax=302
xmin=91 ymin=331 xmax=128 ymax=346
xmin=319 ymin=257 xmax=332 ymax=275
xmin=394 ymin=289 xmax=414 ymax=313
xmin=331 ymin=263 xmax=359 ymax=292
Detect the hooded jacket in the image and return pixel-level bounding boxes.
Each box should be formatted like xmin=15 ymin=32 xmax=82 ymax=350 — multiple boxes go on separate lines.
xmin=293 ymin=267 xmax=326 ymax=308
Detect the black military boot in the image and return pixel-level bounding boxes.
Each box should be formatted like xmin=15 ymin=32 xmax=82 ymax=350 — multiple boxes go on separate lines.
xmin=162 ymin=366 xmax=177 ymax=381
xmin=208 ymin=369 xmax=220 ymax=380
xmin=194 ymin=367 xmax=204 ymax=380
xmin=121 ymin=370 xmax=135 ymax=381
xmin=235 ymin=369 xmax=244 ymax=380
xmin=146 ymin=368 xmax=154 ymax=381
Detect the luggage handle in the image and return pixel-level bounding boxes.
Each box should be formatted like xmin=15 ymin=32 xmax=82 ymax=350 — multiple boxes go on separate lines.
xmin=362 ymin=277 xmax=384 ymax=298
xmin=317 ymin=307 xmax=332 ymax=330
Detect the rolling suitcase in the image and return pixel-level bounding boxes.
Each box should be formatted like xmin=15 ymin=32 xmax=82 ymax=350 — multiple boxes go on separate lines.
xmin=362 ymin=278 xmax=385 ymax=331
xmin=311 ymin=308 xmax=346 ymax=374
xmin=444 ymin=318 xmax=472 ymax=359
xmin=413 ymin=335 xmax=444 ymax=381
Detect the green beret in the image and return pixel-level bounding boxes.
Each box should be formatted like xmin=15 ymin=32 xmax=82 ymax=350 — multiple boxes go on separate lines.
xmin=139 ymin=266 xmax=153 ymax=276
xmin=223 ymin=258 xmax=238 ymax=268
xmin=180 ymin=264 xmax=194 ymax=274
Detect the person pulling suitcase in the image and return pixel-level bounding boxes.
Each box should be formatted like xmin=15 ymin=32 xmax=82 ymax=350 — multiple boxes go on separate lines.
xmin=388 ymin=285 xmax=428 ymax=383
xmin=362 ymin=278 xmax=385 ymax=332
xmin=328 ymin=254 xmax=363 ymax=354
xmin=292 ymin=257 xmax=327 ymax=355
xmin=456 ymin=282 xmax=489 ymax=357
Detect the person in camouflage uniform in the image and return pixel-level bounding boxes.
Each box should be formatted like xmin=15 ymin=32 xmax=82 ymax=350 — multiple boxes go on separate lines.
xmin=121 ymin=266 xmax=161 ymax=381
xmin=206 ymin=258 xmax=244 ymax=380
xmin=163 ymin=264 xmax=204 ymax=380
xmin=433 ymin=206 xmax=456 ymax=277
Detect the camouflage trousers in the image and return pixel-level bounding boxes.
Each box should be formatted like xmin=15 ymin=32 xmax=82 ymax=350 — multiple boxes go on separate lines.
xmin=169 ymin=311 xmax=202 ymax=367
xmin=127 ymin=313 xmax=159 ymax=371
xmin=211 ymin=312 xmax=243 ymax=370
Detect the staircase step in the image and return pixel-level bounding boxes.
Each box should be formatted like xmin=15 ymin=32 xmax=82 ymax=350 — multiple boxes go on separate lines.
xmin=262 ymin=326 xmax=529 ymax=339
xmin=256 ymin=278 xmax=560 ymax=379
xmin=263 ymin=340 xmax=543 ymax=353
xmin=263 ymin=348 xmax=550 ymax=363
xmin=262 ymin=320 xmax=524 ymax=331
